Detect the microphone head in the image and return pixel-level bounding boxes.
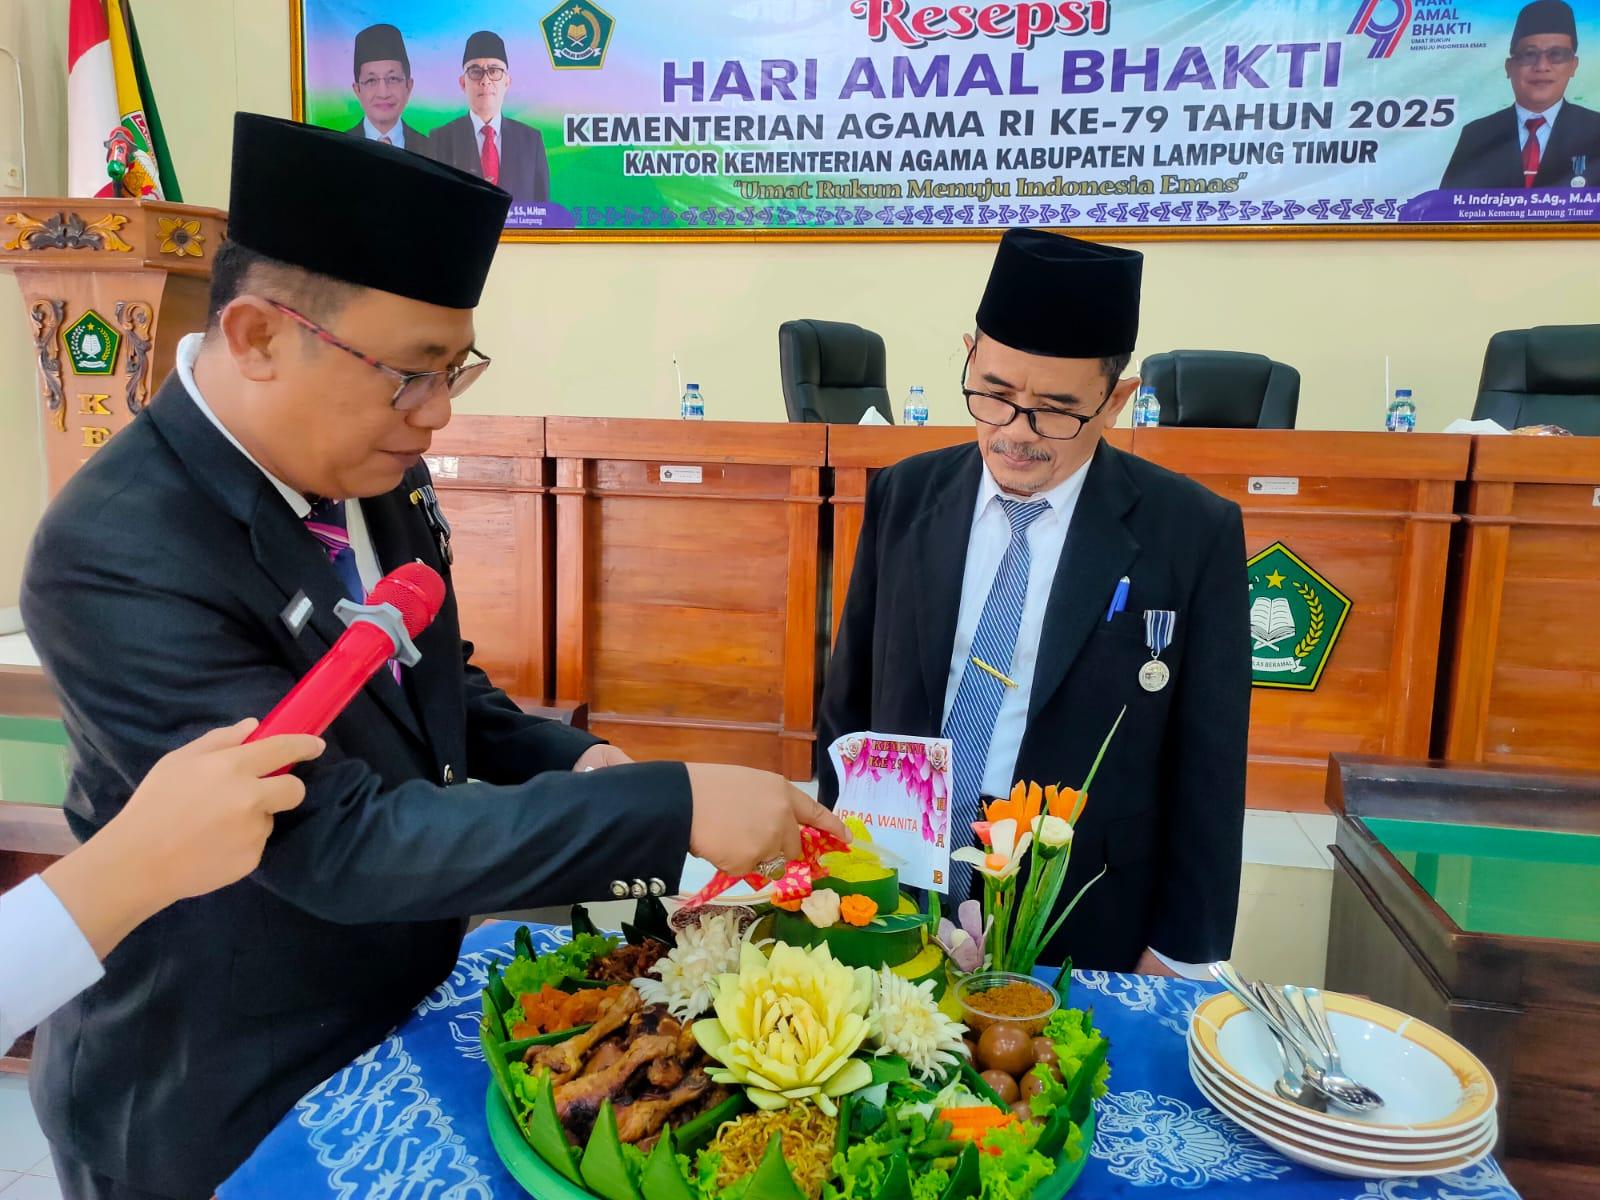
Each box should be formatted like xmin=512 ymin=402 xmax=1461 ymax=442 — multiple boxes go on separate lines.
xmin=367 ymin=562 xmax=446 ymax=638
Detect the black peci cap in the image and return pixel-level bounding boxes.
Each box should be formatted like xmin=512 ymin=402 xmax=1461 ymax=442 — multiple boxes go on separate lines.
xmin=1512 ymin=0 xmax=1578 ymax=50
xmin=975 ymin=230 xmax=1143 ymax=358
xmin=463 ymin=30 xmax=509 ymax=65
xmin=352 ymin=23 xmax=410 ymax=78
xmin=228 ymin=112 xmax=510 ymax=309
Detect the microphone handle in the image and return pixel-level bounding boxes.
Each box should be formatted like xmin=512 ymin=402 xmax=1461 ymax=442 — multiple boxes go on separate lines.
xmin=247 ymin=620 xmax=398 ymax=751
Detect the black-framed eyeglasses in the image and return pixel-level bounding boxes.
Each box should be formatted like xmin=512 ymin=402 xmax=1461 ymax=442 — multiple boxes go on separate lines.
xmin=267 ymin=300 xmax=492 ymax=412
xmin=464 ymin=65 xmax=507 ymax=82
xmin=1510 ymin=47 xmax=1576 ymax=67
xmin=959 ymin=345 xmax=1111 ymax=441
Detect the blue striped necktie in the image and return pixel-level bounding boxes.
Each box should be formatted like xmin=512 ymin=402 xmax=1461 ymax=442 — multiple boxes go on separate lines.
xmin=304 ymin=499 xmax=402 ymax=685
xmin=942 ymin=496 xmax=1050 ymax=901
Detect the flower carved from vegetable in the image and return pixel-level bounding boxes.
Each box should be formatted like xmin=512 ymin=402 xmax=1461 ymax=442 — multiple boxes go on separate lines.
xmin=634 ymin=911 xmax=751 ymax=1020
xmin=801 ymin=889 xmax=841 ymax=928
xmin=936 ymin=899 xmax=992 ymax=974
xmin=838 ymin=894 xmax=878 ymax=926
xmin=157 ymin=217 xmax=203 ymax=258
xmin=693 ymin=941 xmax=874 ymax=1114
xmin=952 ymin=817 xmax=1032 ymax=881
xmin=868 ymin=966 xmax=968 ymax=1079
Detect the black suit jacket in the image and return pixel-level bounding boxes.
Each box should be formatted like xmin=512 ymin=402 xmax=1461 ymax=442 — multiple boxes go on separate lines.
xmin=430 ymin=113 xmax=550 ymax=203
xmin=344 ymin=118 xmax=434 ymax=159
xmin=1440 ymin=101 xmax=1600 ymax=188
xmin=21 ymin=376 xmax=693 ymax=1196
xmin=819 ymin=441 xmax=1249 ymax=973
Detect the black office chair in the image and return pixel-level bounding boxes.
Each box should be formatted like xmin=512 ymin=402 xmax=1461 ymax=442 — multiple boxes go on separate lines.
xmin=779 ymin=319 xmax=894 ymax=424
xmin=1141 ymin=350 xmax=1300 ymax=429
xmin=1472 ymin=325 xmax=1600 ymax=434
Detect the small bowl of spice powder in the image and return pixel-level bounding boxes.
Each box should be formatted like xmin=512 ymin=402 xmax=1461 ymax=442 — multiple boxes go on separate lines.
xmin=955 ymin=971 xmax=1059 ymax=1036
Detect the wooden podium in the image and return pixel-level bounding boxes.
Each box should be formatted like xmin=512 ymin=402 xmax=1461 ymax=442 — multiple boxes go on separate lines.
xmin=0 ymin=197 xmax=225 ymax=496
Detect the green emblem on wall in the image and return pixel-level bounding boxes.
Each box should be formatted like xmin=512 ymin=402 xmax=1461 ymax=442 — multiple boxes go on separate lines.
xmin=63 ymin=310 xmax=120 ymax=376
xmin=1247 ymin=542 xmax=1351 ymax=691
xmin=541 ymin=1 xmax=615 ymax=70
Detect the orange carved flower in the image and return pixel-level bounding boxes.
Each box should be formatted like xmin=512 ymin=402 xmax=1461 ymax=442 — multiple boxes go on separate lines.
xmin=838 ymin=895 xmax=878 ymax=927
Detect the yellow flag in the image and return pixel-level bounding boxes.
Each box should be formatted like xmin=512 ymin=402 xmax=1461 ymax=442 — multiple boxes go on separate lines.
xmin=104 ymin=0 xmax=163 ymax=198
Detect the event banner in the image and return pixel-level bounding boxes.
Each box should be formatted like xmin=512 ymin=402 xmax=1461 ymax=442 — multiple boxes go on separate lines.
xmin=296 ymin=0 xmax=1600 ymax=235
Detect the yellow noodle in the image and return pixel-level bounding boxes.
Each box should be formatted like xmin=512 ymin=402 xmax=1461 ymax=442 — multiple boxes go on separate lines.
xmin=708 ymin=1103 xmax=838 ymax=1200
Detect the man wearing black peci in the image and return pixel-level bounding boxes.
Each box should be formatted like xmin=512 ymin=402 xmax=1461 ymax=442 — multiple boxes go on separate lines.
xmin=1441 ymin=0 xmax=1600 ymax=189
xmin=22 ymin=114 xmax=842 ymax=1200
xmin=430 ymin=30 xmax=552 ymax=204
xmin=819 ymin=229 xmax=1249 ymax=977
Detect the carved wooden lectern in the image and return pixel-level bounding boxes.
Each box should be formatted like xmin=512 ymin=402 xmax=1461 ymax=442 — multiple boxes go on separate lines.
xmin=0 ymin=197 xmax=224 ymax=496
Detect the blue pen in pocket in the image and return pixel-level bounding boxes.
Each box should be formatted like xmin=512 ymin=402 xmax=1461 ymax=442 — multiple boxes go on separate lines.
xmin=1105 ymin=575 xmax=1130 ymax=621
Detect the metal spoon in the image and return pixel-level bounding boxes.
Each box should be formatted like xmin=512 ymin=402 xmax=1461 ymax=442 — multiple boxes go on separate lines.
xmin=1283 ymin=984 xmax=1385 ymax=1112
xmin=1249 ymin=984 xmax=1327 ymax=1111
xmin=1208 ymin=962 xmax=1318 ymax=1068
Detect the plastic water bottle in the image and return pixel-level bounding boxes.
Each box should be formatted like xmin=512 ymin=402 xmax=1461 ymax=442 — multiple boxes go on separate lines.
xmin=902 ymin=386 xmax=929 ymax=427
xmin=1385 ymin=388 xmax=1417 ymax=432
xmin=1132 ymin=384 xmax=1161 ymax=428
xmin=680 ymin=383 xmax=705 ymax=421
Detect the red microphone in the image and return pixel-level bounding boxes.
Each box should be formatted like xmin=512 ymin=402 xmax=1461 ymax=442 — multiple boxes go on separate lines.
xmin=248 ymin=562 xmax=446 ymax=745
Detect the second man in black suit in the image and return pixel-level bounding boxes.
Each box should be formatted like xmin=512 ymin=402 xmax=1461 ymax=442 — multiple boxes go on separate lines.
xmin=820 ymin=231 xmax=1250 ymax=977
xmin=1441 ymin=0 xmax=1600 ymax=188
xmin=431 ymin=30 xmax=552 ymax=204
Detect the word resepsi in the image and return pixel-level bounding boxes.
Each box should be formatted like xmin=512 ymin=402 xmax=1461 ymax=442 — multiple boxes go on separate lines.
xmin=850 ymin=0 xmax=1111 ymax=50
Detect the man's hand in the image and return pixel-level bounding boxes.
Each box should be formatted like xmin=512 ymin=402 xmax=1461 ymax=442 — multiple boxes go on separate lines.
xmin=685 ymin=764 xmax=849 ymax=877
xmin=1133 ymin=948 xmax=1179 ymax=977
xmin=42 ymin=720 xmax=324 ymax=958
xmin=574 ymin=744 xmax=632 ymax=772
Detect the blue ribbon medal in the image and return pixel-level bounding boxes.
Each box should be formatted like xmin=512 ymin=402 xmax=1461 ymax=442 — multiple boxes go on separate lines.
xmin=1140 ymin=609 xmax=1175 ymax=692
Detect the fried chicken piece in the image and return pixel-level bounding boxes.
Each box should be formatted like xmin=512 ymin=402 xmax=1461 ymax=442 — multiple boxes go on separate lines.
xmin=646 ymin=1056 xmax=685 ymax=1090
xmin=614 ymin=1070 xmax=712 ymax=1144
xmin=586 ymin=1038 xmax=625 ymax=1075
xmin=529 ymin=987 xmax=641 ymax=1082
xmin=554 ymin=1034 xmax=679 ymax=1121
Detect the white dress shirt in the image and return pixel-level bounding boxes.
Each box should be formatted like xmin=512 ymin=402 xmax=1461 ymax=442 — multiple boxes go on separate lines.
xmin=1515 ymin=99 xmax=1563 ymax=161
xmin=472 ymin=112 xmax=504 ymax=162
xmin=175 ymin=333 xmax=381 ymax=593
xmin=939 ymin=457 xmax=1208 ymax=980
xmin=362 ymin=117 xmax=405 ymax=149
xmin=0 ymin=876 xmax=103 ymax=1052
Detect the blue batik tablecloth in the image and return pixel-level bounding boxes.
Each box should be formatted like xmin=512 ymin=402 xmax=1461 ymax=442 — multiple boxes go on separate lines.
xmin=220 ymin=922 xmax=1520 ymax=1200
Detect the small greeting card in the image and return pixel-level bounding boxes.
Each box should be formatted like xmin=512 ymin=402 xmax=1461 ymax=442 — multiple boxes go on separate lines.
xmin=828 ymin=731 xmax=953 ymax=892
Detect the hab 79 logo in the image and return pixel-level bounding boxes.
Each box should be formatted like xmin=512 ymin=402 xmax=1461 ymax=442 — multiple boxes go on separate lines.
xmin=1347 ymin=0 xmax=1413 ymax=59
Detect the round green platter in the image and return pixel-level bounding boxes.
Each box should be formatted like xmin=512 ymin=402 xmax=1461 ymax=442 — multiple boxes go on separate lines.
xmin=486 ymin=1083 xmax=1097 ymax=1200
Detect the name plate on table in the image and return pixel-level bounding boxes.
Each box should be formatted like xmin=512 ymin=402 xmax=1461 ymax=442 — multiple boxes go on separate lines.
xmin=828 ymin=731 xmax=952 ymax=891
xmin=1248 ymin=476 xmax=1300 ymax=496
xmin=660 ymin=465 xmax=703 ymax=484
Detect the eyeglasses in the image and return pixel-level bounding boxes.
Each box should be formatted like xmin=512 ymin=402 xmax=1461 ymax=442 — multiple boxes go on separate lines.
xmin=357 ymin=73 xmax=408 ymax=89
xmin=267 ymin=301 xmax=491 ymax=411
xmin=464 ymin=65 xmax=508 ymax=82
xmin=1510 ymin=47 xmax=1576 ymax=67
xmin=960 ymin=346 xmax=1110 ymax=441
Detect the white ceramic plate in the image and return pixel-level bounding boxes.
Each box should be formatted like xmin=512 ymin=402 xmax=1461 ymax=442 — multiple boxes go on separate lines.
xmin=1189 ymin=991 xmax=1496 ymax=1137
xmin=1184 ymin=1043 xmax=1491 ymax=1158
xmin=1189 ymin=1063 xmax=1496 ymax=1180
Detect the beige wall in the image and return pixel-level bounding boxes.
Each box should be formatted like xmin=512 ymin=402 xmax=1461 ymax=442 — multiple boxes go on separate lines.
xmin=1 ymin=0 xmax=1597 ymax=603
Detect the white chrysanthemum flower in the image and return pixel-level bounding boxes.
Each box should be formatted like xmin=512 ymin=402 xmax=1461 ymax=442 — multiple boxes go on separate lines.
xmin=868 ymin=966 xmax=968 ymax=1080
xmin=632 ymin=912 xmax=748 ymax=1020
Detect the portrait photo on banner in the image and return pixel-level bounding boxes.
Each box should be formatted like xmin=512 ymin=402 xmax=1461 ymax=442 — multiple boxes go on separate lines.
xmin=291 ymin=0 xmax=1600 ymax=239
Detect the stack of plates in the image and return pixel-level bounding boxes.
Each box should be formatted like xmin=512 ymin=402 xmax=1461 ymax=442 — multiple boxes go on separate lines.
xmin=1187 ymin=991 xmax=1499 ymax=1179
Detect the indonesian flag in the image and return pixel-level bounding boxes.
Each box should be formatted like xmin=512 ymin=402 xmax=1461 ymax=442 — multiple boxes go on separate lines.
xmin=67 ymin=0 xmax=180 ymax=200
xmin=66 ymin=0 xmax=119 ymax=196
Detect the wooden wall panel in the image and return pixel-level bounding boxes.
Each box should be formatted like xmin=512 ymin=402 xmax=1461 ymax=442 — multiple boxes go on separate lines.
xmin=1443 ymin=439 xmax=1600 ymax=770
xmin=550 ymin=418 xmax=826 ymax=780
xmin=424 ymin=416 xmax=552 ymax=703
